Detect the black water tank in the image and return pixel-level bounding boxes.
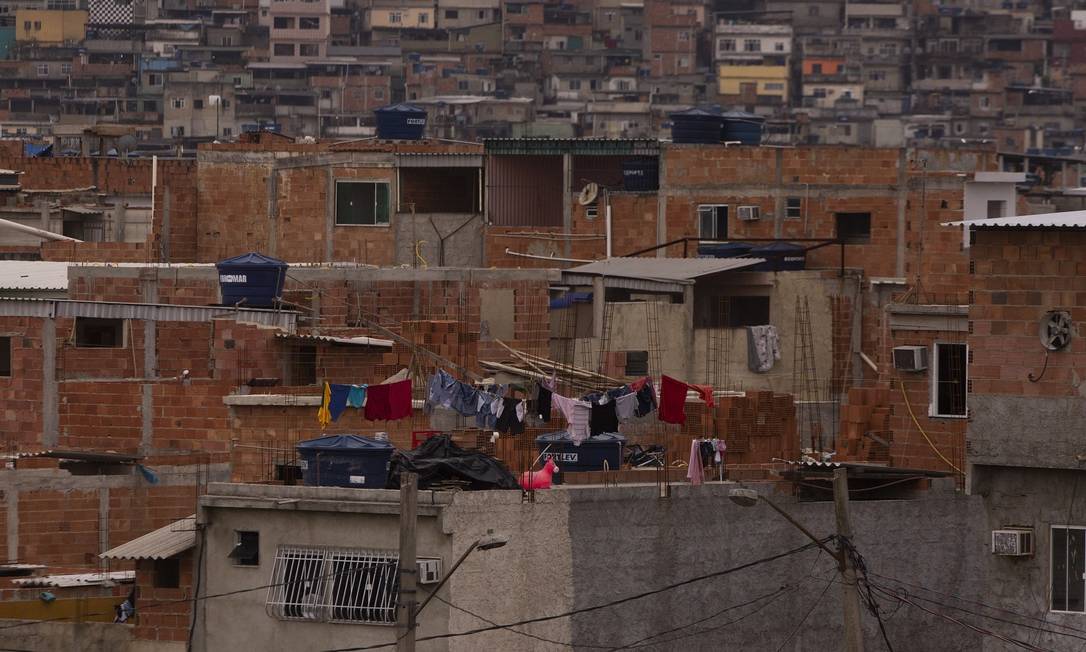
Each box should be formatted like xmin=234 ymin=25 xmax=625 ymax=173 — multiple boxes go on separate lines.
xmin=215 ymin=252 xmax=288 ymax=308
xmin=622 ymin=157 xmax=659 ymax=191
xmin=297 ymin=434 xmax=395 ymax=489
xmin=669 ymin=107 xmax=723 ymax=144
xmin=749 ymin=242 xmax=806 ymax=271
xmin=697 ymin=242 xmax=753 ymax=258
xmin=721 ymin=109 xmax=765 ymax=146
xmin=374 ymin=103 xmax=427 ymax=140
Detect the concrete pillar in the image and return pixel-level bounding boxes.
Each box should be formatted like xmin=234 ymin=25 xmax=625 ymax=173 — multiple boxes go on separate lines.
xmin=773 ymin=148 xmax=783 ymax=239
xmin=656 ymin=152 xmax=667 ymax=258
xmin=42 ymin=318 xmax=58 ymax=447
xmin=324 ymin=167 xmax=334 ymax=262
xmin=38 ymin=199 xmax=50 ymax=234
xmin=562 ymin=153 xmax=572 ymax=259
xmin=895 ymin=148 xmax=908 ymax=278
xmin=161 ymin=187 xmax=172 ymax=261
xmin=114 ymin=202 xmax=127 ymax=243
xmin=140 ymin=384 xmax=153 ymax=454
xmin=592 ymin=276 xmax=605 ymax=339
xmin=266 ymin=168 xmax=279 ymax=257
xmin=683 ymin=285 xmax=696 ymax=380
xmin=98 ymin=488 xmax=109 ymax=569
xmin=5 ymin=490 xmax=16 ymax=564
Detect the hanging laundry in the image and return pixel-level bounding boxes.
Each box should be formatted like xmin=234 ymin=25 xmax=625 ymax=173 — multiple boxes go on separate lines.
xmin=746 ymin=325 xmax=781 ymax=373
xmin=552 ymin=393 xmax=591 ymax=445
xmin=347 ymin=385 xmax=367 ymax=408
xmin=328 ymin=384 xmax=351 ymax=421
xmin=633 ymin=379 xmax=658 ymax=418
xmin=536 ymin=383 xmax=553 ymax=421
xmin=714 ymin=438 xmax=727 ymax=464
xmin=615 ymin=392 xmax=638 ymax=421
xmin=590 ymin=399 xmax=618 ymax=436
xmin=426 ymin=369 xmax=457 ymax=412
xmin=658 ymin=375 xmax=689 ymax=425
xmin=475 ymin=392 xmax=497 ymax=429
xmin=495 ymin=397 xmax=525 ymax=435
xmin=690 ymin=384 xmax=714 ymax=408
xmin=452 ymin=381 xmax=479 ymax=417
xmin=317 ymin=382 xmax=332 ymax=429
xmin=365 ymin=379 xmax=412 ymax=421
xmin=687 ymin=439 xmax=704 ymax=486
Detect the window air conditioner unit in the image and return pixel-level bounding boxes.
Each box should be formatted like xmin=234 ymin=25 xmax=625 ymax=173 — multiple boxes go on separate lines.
xmin=417 ymin=558 xmax=443 ymax=584
xmin=892 ymin=345 xmax=928 ymax=372
xmin=991 ymin=529 xmax=1034 ymax=556
xmin=737 ymin=205 xmax=760 ymax=221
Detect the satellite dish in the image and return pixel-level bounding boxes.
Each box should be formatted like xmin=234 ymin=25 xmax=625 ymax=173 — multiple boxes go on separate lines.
xmin=578 ymin=182 xmax=599 ymax=206
xmin=1040 ymin=310 xmax=1073 ymax=351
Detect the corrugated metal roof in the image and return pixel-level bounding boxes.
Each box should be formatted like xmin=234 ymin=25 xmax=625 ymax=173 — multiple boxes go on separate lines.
xmin=276 ymin=333 xmax=393 ymax=349
xmin=563 ymin=257 xmax=764 ymax=283
xmin=101 ymin=516 xmax=197 ymax=561
xmin=943 ymin=210 xmax=1086 ymax=229
xmin=0 ymin=298 xmax=298 ymax=331
xmin=0 ymin=262 xmax=68 ymax=291
xmin=13 ymin=571 xmax=135 ymax=587
xmin=394 ymin=153 xmax=482 ymax=168
xmin=61 ymin=205 xmax=105 ymax=215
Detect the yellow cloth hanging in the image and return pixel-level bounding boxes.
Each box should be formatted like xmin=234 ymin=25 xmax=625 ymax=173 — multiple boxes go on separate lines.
xmin=317 ymin=381 xmax=331 ymax=429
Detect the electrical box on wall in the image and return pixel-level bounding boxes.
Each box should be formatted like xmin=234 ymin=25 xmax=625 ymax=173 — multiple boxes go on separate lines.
xmin=992 ymin=529 xmax=1034 ymax=556
xmin=892 ymin=345 xmax=929 ymax=372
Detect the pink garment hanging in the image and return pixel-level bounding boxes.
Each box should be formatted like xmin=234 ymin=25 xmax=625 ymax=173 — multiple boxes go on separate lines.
xmin=686 ymin=439 xmax=704 ymax=486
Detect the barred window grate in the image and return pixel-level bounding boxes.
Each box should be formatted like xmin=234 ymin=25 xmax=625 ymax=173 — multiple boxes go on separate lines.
xmin=266 ymin=546 xmax=399 ymax=625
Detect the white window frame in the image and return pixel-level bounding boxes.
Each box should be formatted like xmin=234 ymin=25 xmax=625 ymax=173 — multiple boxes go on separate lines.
xmin=1051 ymin=525 xmax=1086 ymax=614
xmin=737 ymin=205 xmax=760 ymax=221
xmin=266 ymin=545 xmax=399 ymax=625
xmin=697 ymin=204 xmax=728 ymax=239
xmin=929 ymin=342 xmax=968 ymax=419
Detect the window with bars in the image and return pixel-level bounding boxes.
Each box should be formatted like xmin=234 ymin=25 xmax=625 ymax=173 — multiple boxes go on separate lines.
xmin=266 ymin=546 xmax=399 ymax=625
xmin=930 ymin=342 xmax=967 ymax=418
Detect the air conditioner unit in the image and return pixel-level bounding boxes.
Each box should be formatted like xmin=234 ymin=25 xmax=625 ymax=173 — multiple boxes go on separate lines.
xmin=992 ymin=529 xmax=1034 ymax=556
xmin=892 ymin=345 xmax=928 ymax=372
xmin=737 ymin=205 xmax=760 ymax=221
xmin=417 ymin=558 xmax=442 ymax=584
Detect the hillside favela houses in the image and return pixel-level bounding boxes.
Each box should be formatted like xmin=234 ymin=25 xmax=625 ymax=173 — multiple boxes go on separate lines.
xmin=0 ymin=86 xmax=1086 ymax=652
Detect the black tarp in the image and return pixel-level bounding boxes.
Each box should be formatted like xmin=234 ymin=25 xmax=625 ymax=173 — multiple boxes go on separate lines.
xmin=387 ymin=435 xmax=520 ymax=490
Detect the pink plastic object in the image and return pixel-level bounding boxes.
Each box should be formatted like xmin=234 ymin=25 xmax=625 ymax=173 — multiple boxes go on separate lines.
xmin=520 ymin=458 xmax=559 ymax=490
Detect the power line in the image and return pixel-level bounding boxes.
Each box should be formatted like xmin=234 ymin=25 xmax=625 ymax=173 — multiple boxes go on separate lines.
xmin=774 ymin=576 xmax=835 ymax=651
xmin=870 ymin=584 xmax=1049 ymax=652
xmin=608 ymin=585 xmax=796 ymax=651
xmin=611 ymin=548 xmax=834 ymax=651
xmin=321 ymin=539 xmax=830 ymax=652
xmin=433 ymin=594 xmax=604 ymax=650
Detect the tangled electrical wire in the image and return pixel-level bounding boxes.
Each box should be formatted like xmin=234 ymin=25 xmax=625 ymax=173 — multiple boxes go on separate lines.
xmin=839 ymin=534 xmax=896 ymax=651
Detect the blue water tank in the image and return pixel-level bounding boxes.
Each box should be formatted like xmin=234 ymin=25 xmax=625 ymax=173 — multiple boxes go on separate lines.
xmin=622 ymin=157 xmax=659 ymax=191
xmin=535 ymin=431 xmax=626 ymax=483
xmin=215 ymin=252 xmax=288 ymax=308
xmin=749 ymin=242 xmax=807 ymax=271
xmin=297 ymin=434 xmax=395 ymax=489
xmin=721 ymin=110 xmax=765 ymax=146
xmin=697 ymin=242 xmax=753 ymax=258
xmin=669 ymin=107 xmax=723 ymax=144
xmin=374 ymin=103 xmax=427 ymax=140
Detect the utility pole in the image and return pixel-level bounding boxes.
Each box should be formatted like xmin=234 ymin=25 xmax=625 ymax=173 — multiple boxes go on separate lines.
xmin=834 ymin=467 xmax=865 ymax=652
xmin=396 ymin=471 xmax=418 ymax=652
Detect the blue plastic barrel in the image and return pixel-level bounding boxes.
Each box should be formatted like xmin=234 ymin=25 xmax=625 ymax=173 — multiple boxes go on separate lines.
xmin=721 ymin=110 xmax=765 ymax=146
xmin=622 ymin=158 xmax=659 ymax=191
xmin=749 ymin=242 xmax=806 ymax=271
xmin=697 ymin=242 xmax=753 ymax=258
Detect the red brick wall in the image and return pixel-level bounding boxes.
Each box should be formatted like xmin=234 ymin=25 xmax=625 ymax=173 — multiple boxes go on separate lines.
xmin=970 ymin=229 xmax=1086 ymax=399
xmin=0 ymin=317 xmax=44 ymax=451
xmin=19 ymin=489 xmax=101 ymax=566
xmin=134 ymin=552 xmax=195 ymax=642
xmin=41 ymin=241 xmax=151 ymax=263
